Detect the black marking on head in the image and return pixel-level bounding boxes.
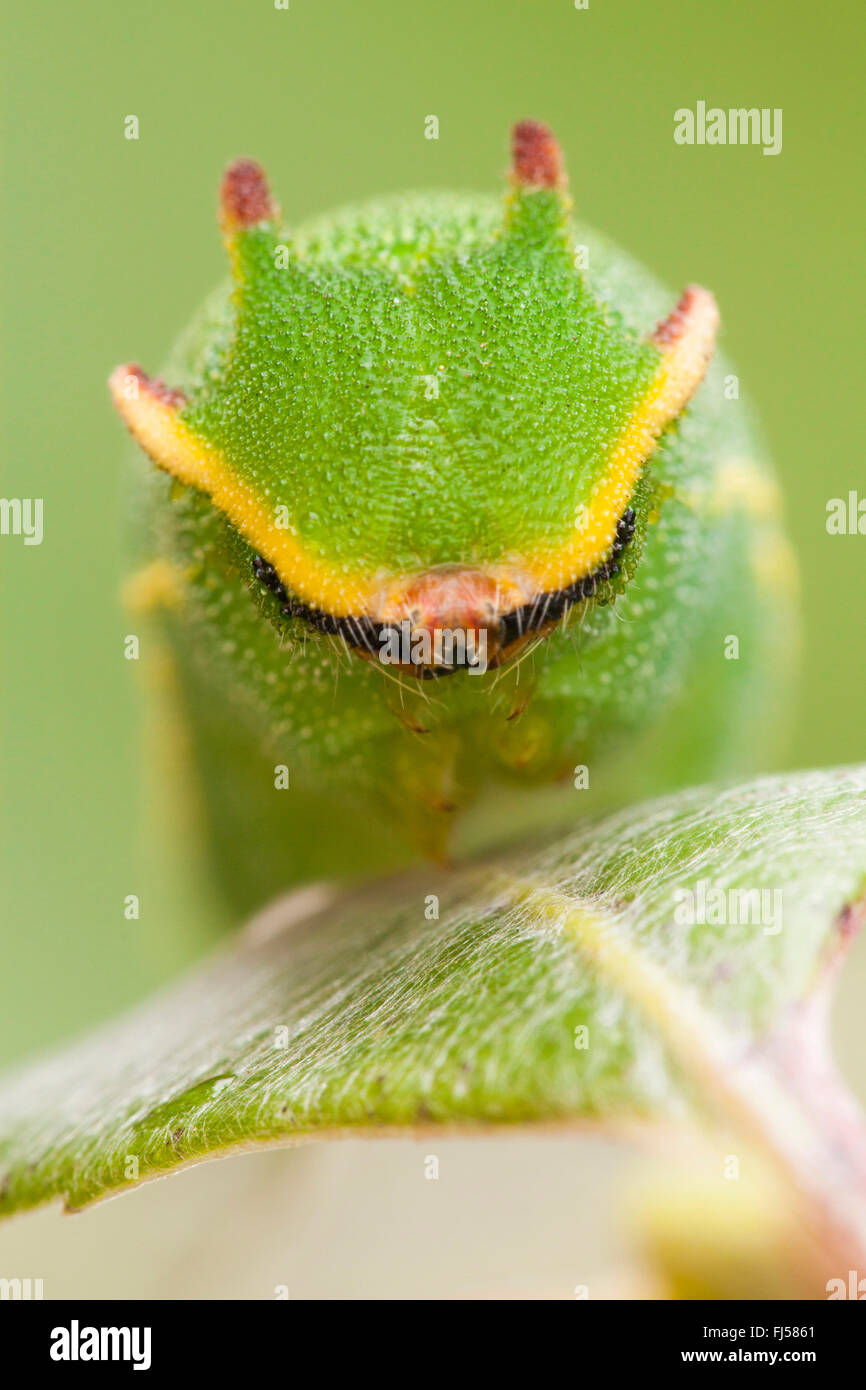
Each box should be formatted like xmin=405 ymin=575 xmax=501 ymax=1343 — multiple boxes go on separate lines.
xmin=498 ymin=507 xmax=636 ymax=648
xmin=252 ymin=554 xmax=384 ymax=646
xmin=250 ymin=505 xmax=638 ymax=675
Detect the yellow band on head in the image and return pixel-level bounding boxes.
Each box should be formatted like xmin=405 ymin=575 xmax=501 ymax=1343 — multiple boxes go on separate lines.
xmin=522 ymin=286 xmax=719 ymax=594
xmin=110 ymin=366 xmax=380 ymax=616
xmin=111 ymin=288 xmax=717 ymax=622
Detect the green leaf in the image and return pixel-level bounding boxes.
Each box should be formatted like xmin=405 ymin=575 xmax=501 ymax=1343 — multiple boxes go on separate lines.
xmin=1 ymin=767 xmax=865 ymax=1219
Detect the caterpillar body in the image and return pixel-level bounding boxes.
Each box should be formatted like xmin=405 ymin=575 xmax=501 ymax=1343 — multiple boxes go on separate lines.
xmin=112 ymin=121 xmax=796 ymax=917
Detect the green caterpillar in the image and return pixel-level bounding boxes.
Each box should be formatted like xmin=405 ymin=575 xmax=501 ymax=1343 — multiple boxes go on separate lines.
xmin=112 ymin=120 xmax=796 ymax=917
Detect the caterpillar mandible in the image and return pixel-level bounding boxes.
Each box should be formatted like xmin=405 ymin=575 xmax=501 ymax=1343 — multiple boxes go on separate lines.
xmin=112 ymin=120 xmax=796 ymax=916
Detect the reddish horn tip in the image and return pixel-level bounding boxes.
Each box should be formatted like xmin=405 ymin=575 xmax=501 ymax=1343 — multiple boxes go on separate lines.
xmin=109 ymin=364 xmax=186 ymax=409
xmin=652 ymin=286 xmax=711 ymax=348
xmin=511 ymin=119 xmax=565 ymax=189
xmin=220 ymin=158 xmax=275 ymax=229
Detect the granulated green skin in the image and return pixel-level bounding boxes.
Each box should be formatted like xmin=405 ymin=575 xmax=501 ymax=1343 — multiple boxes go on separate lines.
xmin=179 ymin=191 xmax=659 ymax=574
xmin=133 ymin=192 xmax=795 ymax=915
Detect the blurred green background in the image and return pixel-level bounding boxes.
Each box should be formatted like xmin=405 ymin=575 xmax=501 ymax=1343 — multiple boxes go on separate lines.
xmin=1 ymin=0 xmax=864 ymax=1296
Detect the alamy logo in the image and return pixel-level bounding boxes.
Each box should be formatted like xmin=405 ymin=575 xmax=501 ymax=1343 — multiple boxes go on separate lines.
xmin=674 ymin=102 xmax=782 ymax=156
xmin=0 ymin=1276 xmax=43 ymax=1299
xmin=673 ymin=878 xmax=783 ymax=935
xmin=827 ymin=1270 xmax=866 ymax=1299
xmin=379 ymin=621 xmax=488 ymax=673
xmin=0 ymin=497 xmax=43 ymax=546
xmin=50 ymin=1320 xmax=152 ymax=1371
xmin=826 ymin=492 xmax=866 ymax=535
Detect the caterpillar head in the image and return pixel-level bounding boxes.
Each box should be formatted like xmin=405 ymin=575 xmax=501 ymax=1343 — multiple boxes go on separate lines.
xmin=111 ymin=120 xmax=717 ymax=678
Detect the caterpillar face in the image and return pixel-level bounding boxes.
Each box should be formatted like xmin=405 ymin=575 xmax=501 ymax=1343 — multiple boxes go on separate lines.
xmin=111 ymin=121 xmax=717 ymax=680
xmin=249 ymin=504 xmax=638 ymax=678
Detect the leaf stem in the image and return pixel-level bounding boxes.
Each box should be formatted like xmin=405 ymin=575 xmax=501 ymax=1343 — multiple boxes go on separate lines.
xmin=495 ymin=873 xmax=866 ymax=1284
